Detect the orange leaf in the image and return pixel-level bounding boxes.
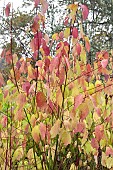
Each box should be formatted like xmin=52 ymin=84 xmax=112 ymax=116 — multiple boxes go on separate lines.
xmin=0 ymin=72 xmax=4 ymax=87
xmin=36 ymin=92 xmax=46 ymax=108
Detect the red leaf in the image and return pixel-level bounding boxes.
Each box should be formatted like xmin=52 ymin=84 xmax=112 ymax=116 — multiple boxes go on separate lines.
xmin=34 ymin=0 xmax=40 ymax=7
xmin=91 ymin=138 xmax=99 ymax=150
xmin=80 ymin=4 xmax=89 ymax=20
xmin=42 ymin=39 xmax=50 ymax=56
xmin=64 ymin=16 xmax=69 ymax=26
xmin=72 ymin=27 xmax=78 ymax=39
xmin=74 ymin=94 xmax=83 ymax=110
xmin=101 ymin=59 xmax=108 ymax=68
xmin=5 ymin=3 xmax=11 ymax=17
xmin=36 ymin=92 xmax=46 ymax=108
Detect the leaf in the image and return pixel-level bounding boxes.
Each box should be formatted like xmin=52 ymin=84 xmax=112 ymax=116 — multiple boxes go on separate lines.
xmin=95 ymin=125 xmax=104 ymax=142
xmin=56 ymin=89 xmax=63 ymax=108
xmin=91 ymin=138 xmax=99 ymax=150
xmin=36 ymin=92 xmax=46 ymax=108
xmin=22 ymin=81 xmax=30 ymax=96
xmin=15 ymin=109 xmax=24 ymax=121
xmin=5 ymin=50 xmax=12 ymax=64
xmin=80 ymin=48 xmax=86 ymax=64
xmin=44 ymin=33 xmax=49 ymax=45
xmin=64 ymin=16 xmax=69 ymax=26
xmin=64 ymin=27 xmax=70 ymax=39
xmin=76 ymin=60 xmax=81 ymax=76
xmin=50 ymin=119 xmax=60 ymax=138
xmin=40 ymin=122 xmax=46 ymax=140
xmin=74 ymin=94 xmax=83 ymax=110
xmin=41 ymin=0 xmax=49 ymax=14
xmin=0 ymin=72 xmax=4 ymax=87
xmin=101 ymin=59 xmax=108 ymax=68
xmin=16 ymin=93 xmax=26 ymax=108
xmin=84 ymin=36 xmax=90 ymax=52
xmin=13 ymin=147 xmax=23 ymax=161
xmin=52 ymin=33 xmax=59 ymax=41
xmin=1 ymin=116 xmax=7 ymax=128
xmin=34 ymin=0 xmax=40 ymax=7
xmin=5 ymin=3 xmax=11 ymax=17
xmin=76 ymin=43 xmax=81 ymax=55
xmin=80 ymin=4 xmax=89 ymax=20
xmin=32 ymin=125 xmax=40 ymax=143
xmin=106 ymin=157 xmax=113 ymax=169
xmin=87 ymin=83 xmax=95 ymax=95
xmin=30 ymin=114 xmax=36 ymax=127
xmin=106 ymin=147 xmax=113 ymax=157
xmin=72 ymin=27 xmax=78 ymax=39
xmin=74 ymin=122 xmax=85 ymax=133
xmin=60 ymin=129 xmax=71 ymax=146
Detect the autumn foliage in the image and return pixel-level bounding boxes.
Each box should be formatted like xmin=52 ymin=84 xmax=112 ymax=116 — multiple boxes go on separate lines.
xmin=0 ymin=0 xmax=113 ymax=169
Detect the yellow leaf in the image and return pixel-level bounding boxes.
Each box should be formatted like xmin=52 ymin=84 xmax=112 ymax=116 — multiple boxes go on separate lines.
xmin=87 ymin=83 xmax=95 ymax=95
xmin=64 ymin=27 xmax=70 ymax=39
xmin=52 ymin=33 xmax=59 ymax=40
xmin=13 ymin=147 xmax=23 ymax=161
xmin=67 ymin=3 xmax=78 ymax=14
xmin=70 ymin=163 xmax=76 ymax=170
xmin=106 ymin=157 xmax=113 ymax=169
xmin=56 ymin=89 xmax=63 ymax=108
xmin=32 ymin=125 xmax=40 ymax=143
xmin=76 ymin=60 xmax=81 ymax=76
xmin=80 ymin=48 xmax=86 ymax=64
xmin=60 ymin=129 xmax=71 ymax=146
xmin=50 ymin=119 xmax=60 ymax=138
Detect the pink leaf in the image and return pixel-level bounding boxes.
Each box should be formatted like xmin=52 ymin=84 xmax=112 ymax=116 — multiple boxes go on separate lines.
xmin=91 ymin=138 xmax=99 ymax=150
xmin=41 ymin=0 xmax=48 ymax=14
xmin=101 ymin=59 xmax=108 ymax=68
xmin=34 ymin=0 xmax=40 ymax=7
xmin=74 ymin=94 xmax=83 ymax=110
xmin=106 ymin=147 xmax=113 ymax=157
xmin=80 ymin=4 xmax=89 ymax=20
xmin=95 ymin=125 xmax=104 ymax=142
xmin=22 ymin=82 xmax=31 ymax=96
xmin=72 ymin=27 xmax=78 ymax=39
xmin=74 ymin=122 xmax=85 ymax=133
xmin=5 ymin=3 xmax=11 ymax=17
xmin=40 ymin=123 xmax=46 ymax=140
xmin=1 ymin=116 xmax=7 ymax=128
